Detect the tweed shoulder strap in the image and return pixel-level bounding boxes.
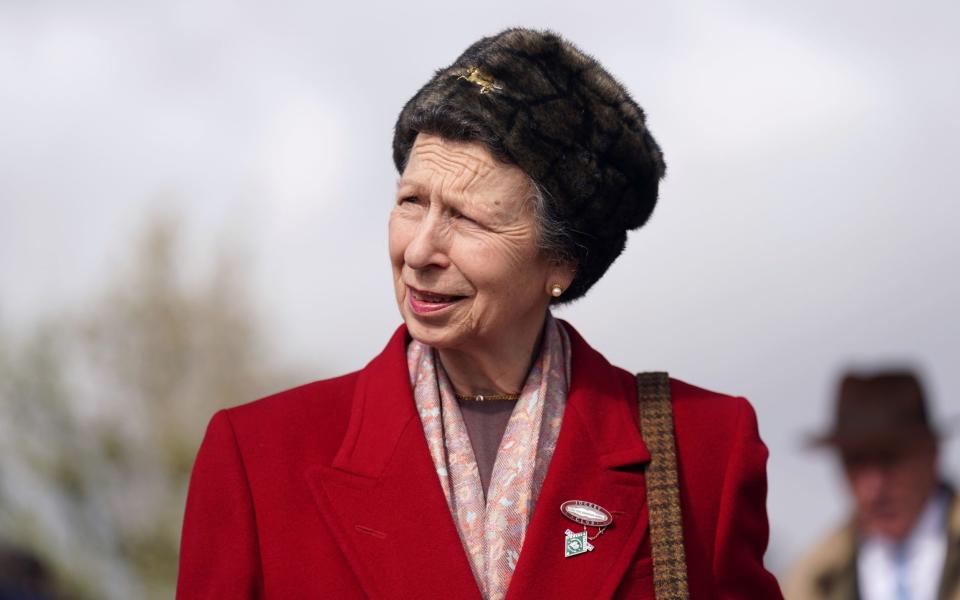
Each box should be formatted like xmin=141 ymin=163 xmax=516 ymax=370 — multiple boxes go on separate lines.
xmin=636 ymin=372 xmax=689 ymax=600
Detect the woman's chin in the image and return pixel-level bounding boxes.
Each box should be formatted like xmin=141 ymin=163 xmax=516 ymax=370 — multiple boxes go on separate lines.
xmin=406 ymin=313 xmax=479 ymax=351
xmin=404 ymin=321 xmax=460 ymax=349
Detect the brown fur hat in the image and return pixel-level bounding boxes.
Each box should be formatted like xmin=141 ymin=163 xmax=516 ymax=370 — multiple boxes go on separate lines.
xmin=393 ymin=28 xmax=666 ymax=302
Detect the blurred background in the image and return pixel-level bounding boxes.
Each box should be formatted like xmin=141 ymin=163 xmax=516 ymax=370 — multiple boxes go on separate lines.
xmin=1 ymin=0 xmax=958 ymax=597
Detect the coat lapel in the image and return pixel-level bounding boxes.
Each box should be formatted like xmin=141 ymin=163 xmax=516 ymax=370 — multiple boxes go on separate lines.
xmin=506 ymin=322 xmax=651 ymax=599
xmin=305 ymin=327 xmax=482 ymax=599
xmin=939 ymin=490 xmax=960 ymax=600
xmin=818 ymin=540 xmax=859 ymax=600
xmin=305 ymin=323 xmax=650 ymax=599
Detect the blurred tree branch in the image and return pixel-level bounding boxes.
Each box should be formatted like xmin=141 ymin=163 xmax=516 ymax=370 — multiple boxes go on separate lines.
xmin=0 ymin=214 xmax=302 ymax=599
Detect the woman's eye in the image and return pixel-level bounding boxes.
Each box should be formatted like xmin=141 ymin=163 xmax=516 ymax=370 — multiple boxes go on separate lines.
xmin=452 ymin=210 xmax=477 ymax=225
xmin=400 ymin=196 xmax=420 ymax=204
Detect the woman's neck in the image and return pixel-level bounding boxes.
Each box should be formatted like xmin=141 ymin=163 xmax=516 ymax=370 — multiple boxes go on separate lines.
xmin=437 ymin=314 xmax=549 ymax=397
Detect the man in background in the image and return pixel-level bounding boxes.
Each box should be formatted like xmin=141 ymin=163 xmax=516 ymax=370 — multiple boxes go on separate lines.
xmin=785 ymin=370 xmax=959 ymax=600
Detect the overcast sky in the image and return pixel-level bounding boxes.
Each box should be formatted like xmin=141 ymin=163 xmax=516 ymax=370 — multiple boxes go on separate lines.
xmin=2 ymin=0 xmax=958 ymax=577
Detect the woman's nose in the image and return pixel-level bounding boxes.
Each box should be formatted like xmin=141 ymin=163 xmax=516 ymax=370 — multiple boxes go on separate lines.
xmin=404 ymin=212 xmax=449 ymax=270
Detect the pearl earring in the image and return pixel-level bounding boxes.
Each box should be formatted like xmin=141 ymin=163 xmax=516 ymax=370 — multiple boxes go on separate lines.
xmin=550 ymin=284 xmax=563 ymax=298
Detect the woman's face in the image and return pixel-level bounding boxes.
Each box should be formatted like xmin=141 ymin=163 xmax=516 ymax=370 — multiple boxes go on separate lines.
xmin=389 ymin=133 xmax=572 ymax=352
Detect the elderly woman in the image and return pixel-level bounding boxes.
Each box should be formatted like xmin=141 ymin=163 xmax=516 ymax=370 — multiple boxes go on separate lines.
xmin=177 ymin=29 xmax=782 ymax=599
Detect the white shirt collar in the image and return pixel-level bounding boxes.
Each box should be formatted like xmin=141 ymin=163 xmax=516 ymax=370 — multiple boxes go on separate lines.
xmin=857 ymin=487 xmax=950 ymax=600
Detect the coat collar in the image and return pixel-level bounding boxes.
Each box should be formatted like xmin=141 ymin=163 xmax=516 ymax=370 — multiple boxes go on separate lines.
xmin=811 ymin=524 xmax=859 ymax=600
xmin=938 ymin=487 xmax=960 ymax=600
xmin=306 ymin=322 xmax=651 ymax=599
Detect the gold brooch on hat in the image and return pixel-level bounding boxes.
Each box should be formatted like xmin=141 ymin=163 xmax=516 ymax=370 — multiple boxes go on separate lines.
xmin=458 ymin=67 xmax=502 ymax=94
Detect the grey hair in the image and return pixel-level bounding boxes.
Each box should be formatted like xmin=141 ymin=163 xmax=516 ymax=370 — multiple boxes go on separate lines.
xmin=525 ymin=176 xmax=577 ymax=274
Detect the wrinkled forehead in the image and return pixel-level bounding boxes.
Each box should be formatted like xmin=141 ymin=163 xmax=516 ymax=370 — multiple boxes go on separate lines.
xmin=398 ymin=134 xmax=532 ymax=208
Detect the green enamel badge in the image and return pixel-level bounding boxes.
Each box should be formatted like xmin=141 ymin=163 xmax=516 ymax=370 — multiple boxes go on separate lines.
xmin=564 ymin=529 xmax=594 ymax=558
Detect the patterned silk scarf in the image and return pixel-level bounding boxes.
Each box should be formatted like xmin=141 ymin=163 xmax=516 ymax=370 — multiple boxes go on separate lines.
xmin=408 ymin=314 xmax=570 ymax=600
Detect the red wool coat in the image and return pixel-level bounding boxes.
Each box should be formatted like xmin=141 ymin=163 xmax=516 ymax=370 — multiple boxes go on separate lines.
xmin=177 ymin=323 xmax=783 ymax=599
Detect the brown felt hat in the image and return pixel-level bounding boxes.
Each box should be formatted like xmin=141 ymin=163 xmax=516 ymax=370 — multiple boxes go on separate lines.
xmin=809 ymin=370 xmax=951 ymax=457
xmin=393 ymin=28 xmax=666 ymax=302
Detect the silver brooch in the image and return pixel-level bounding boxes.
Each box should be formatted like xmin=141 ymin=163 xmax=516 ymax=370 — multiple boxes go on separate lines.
xmin=560 ymin=500 xmax=613 ymax=558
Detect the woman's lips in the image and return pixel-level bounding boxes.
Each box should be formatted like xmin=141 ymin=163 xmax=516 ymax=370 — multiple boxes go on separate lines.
xmin=407 ymin=287 xmax=465 ymax=314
